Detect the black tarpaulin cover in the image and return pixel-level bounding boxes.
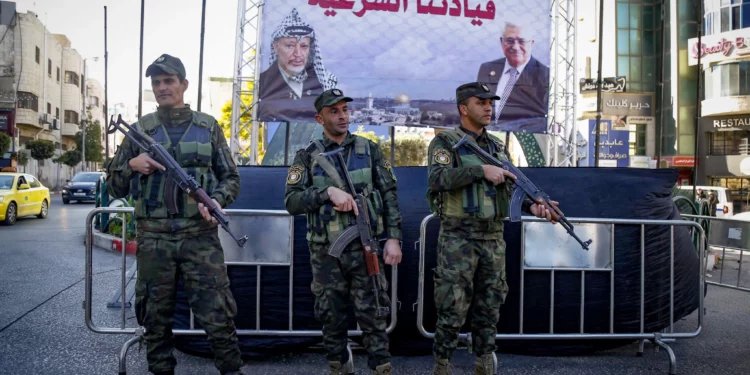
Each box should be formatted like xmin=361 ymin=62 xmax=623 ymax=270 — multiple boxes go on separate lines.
xmin=174 ymin=166 xmax=700 ymax=357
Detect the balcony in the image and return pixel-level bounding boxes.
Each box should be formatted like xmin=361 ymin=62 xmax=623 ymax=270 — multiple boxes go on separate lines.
xmin=62 ymin=122 xmax=79 ymax=137
xmin=702 ymin=96 xmax=750 ymax=117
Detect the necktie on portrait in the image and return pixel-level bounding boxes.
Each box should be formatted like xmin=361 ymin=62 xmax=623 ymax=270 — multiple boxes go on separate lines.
xmin=495 ymin=68 xmax=519 ymax=123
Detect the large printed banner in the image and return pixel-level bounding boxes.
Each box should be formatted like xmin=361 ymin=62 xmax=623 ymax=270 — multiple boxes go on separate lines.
xmin=257 ymin=0 xmax=551 ymax=133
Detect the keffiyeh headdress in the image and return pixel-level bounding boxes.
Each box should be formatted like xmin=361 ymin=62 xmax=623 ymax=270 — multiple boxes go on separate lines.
xmin=270 ymin=8 xmax=338 ymax=91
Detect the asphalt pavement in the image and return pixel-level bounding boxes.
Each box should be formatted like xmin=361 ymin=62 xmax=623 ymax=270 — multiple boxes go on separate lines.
xmin=0 ymin=196 xmax=749 ymax=374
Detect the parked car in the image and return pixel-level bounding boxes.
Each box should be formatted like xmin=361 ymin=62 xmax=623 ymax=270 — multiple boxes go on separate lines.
xmin=677 ymin=185 xmax=733 ymax=217
xmin=62 ymin=172 xmax=105 ymax=204
xmin=0 ymin=172 xmax=51 ymax=225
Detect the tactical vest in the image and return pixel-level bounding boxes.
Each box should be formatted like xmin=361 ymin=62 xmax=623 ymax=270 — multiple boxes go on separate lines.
xmin=307 ymin=136 xmax=385 ymax=244
xmin=129 ymin=112 xmax=217 ymax=220
xmin=427 ymin=129 xmax=510 ymax=220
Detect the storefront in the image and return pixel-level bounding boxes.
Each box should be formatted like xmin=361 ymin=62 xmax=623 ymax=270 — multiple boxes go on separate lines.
xmin=698 ymin=114 xmax=750 ymax=213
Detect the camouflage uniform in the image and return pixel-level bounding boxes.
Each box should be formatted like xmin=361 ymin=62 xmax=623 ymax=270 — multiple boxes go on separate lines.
xmin=284 ymin=91 xmax=401 ymax=372
xmin=106 ymin=54 xmax=243 ymax=375
xmin=426 ymin=83 xmax=534 ymax=373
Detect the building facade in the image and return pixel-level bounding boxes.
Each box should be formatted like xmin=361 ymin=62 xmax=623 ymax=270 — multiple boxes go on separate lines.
xmin=691 ymin=0 xmax=750 ymax=213
xmin=575 ymin=0 xmax=699 ymax=185
xmin=0 ymin=3 xmax=103 ymax=188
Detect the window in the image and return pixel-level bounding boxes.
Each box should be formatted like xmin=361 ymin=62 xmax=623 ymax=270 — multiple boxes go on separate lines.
xmin=709 ymin=130 xmax=750 ymax=155
xmin=705 ymin=62 xmax=750 ymax=99
xmin=26 ymin=175 xmax=40 ymax=188
xmin=704 ymin=0 xmax=750 ymax=35
xmin=56 ymin=67 xmax=60 ymax=82
xmin=64 ymin=71 xmax=79 ymax=87
xmin=47 ymin=59 xmax=52 ymax=76
xmin=35 ymin=46 xmax=40 ymax=64
xmin=616 ymin=0 xmax=659 ymax=92
xmin=64 ymin=110 xmax=79 ymax=124
xmin=89 ymin=96 xmax=100 ymax=107
xmin=81 ymin=75 xmax=85 ymax=94
xmin=629 ymin=124 xmax=647 ymax=156
xmin=17 ymin=91 xmax=39 ymax=111
xmin=47 ymin=102 xmax=51 ymax=114
xmin=55 ymin=107 xmax=59 ymax=118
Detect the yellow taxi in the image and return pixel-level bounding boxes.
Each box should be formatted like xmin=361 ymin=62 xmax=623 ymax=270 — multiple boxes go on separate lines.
xmin=0 ymin=172 xmax=51 ymax=225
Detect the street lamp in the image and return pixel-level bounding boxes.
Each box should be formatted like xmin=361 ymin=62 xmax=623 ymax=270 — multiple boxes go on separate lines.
xmin=82 ymin=57 xmax=99 ymax=172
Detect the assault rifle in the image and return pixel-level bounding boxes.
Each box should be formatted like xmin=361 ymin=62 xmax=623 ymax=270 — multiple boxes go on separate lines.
xmin=107 ymin=114 xmax=249 ymax=248
xmin=452 ymin=135 xmax=592 ymax=251
xmin=322 ymin=147 xmax=389 ymax=318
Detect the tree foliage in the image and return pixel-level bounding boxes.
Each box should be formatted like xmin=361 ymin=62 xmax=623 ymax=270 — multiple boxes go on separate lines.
xmin=26 ymin=139 xmax=55 ymax=161
xmin=352 ymin=125 xmax=428 ymax=166
xmin=75 ymin=107 xmax=104 ymax=163
xmin=0 ymin=132 xmax=10 ymax=156
xmin=53 ymin=150 xmax=82 ymax=168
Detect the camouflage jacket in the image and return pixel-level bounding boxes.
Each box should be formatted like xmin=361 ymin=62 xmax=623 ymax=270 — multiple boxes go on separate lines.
xmin=427 ymin=126 xmax=509 ymax=239
xmin=105 ymin=108 xmax=240 ymax=237
xmin=284 ymin=132 xmax=402 ymax=241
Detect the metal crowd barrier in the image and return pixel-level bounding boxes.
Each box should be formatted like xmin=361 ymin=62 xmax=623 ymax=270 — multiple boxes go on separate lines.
xmin=683 ymin=214 xmax=750 ymax=293
xmin=84 ymin=207 xmax=399 ymax=374
xmin=416 ymin=214 xmax=705 ymax=375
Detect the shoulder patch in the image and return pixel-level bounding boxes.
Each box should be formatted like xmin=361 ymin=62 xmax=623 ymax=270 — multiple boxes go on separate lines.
xmin=286 ymin=165 xmax=304 ymax=185
xmin=433 ymin=149 xmax=452 ymax=165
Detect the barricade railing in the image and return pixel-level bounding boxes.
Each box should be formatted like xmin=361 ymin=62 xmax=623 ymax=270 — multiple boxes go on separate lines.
xmin=84 ymin=207 xmax=399 ymax=374
xmin=416 ymin=214 xmax=705 ymax=375
xmin=683 ymin=214 xmax=750 ymax=293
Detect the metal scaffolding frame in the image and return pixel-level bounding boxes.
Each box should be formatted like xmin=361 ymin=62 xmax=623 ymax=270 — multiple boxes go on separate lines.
xmin=231 ymin=0 xmax=262 ymax=165
xmin=548 ymin=0 xmax=579 ymax=167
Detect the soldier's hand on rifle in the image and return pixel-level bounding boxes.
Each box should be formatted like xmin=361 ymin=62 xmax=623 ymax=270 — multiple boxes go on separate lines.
xmin=326 ymin=186 xmax=359 ymax=216
xmin=128 ymin=153 xmax=166 ymax=175
xmin=482 ymin=165 xmax=516 ymax=186
xmin=198 ymin=198 xmax=223 ymax=224
xmin=530 ymin=198 xmax=560 ymax=224
xmin=384 ymin=239 xmax=402 ymax=265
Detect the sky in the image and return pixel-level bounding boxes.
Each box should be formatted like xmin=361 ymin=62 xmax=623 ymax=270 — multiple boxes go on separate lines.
xmin=15 ymin=0 xmax=247 ymax=113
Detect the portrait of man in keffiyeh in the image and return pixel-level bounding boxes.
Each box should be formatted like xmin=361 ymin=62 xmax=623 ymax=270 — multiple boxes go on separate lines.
xmin=258 ymin=8 xmax=339 ymax=121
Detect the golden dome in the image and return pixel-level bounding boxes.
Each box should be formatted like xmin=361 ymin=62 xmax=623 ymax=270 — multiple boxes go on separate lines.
xmin=394 ymin=93 xmax=410 ymax=103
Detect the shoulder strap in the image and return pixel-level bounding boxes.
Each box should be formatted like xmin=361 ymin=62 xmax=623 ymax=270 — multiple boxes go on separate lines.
xmin=138 ymin=113 xmax=161 ymax=133
xmin=354 ymin=136 xmax=368 ymax=157
xmin=193 ymin=111 xmax=214 ymax=129
xmin=309 ymin=140 xmax=347 ymax=190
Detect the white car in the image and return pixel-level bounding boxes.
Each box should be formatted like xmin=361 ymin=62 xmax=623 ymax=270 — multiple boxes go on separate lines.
xmin=678 ymin=185 xmax=733 ymax=218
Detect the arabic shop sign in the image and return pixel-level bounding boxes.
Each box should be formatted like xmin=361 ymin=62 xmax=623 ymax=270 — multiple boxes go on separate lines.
xmin=688 ymin=28 xmax=750 ymax=66
xmin=699 ymin=114 xmax=750 ymax=132
xmin=588 ymin=119 xmax=630 ymax=168
xmin=601 ymin=93 xmax=653 ymax=117
xmin=579 ymin=76 xmax=626 ymax=93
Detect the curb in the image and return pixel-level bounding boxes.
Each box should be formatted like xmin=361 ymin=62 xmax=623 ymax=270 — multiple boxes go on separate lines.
xmin=92 ymin=231 xmax=137 ymax=255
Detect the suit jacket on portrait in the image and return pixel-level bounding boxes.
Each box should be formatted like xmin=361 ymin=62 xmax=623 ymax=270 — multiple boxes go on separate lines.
xmin=258 ymin=63 xmax=325 ymax=122
xmin=476 ymin=56 xmax=550 ymax=129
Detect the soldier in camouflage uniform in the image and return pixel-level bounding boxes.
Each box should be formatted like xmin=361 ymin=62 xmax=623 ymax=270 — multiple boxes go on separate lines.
xmin=426 ymin=82 xmax=556 ymax=375
xmin=284 ymin=89 xmax=403 ymax=375
xmin=106 ymin=54 xmax=245 ymax=375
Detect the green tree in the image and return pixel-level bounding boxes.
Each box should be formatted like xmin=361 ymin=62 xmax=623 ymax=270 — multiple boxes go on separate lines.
xmin=13 ymin=150 xmax=29 ymax=172
xmin=0 ymin=132 xmax=10 ymax=156
xmin=75 ymin=107 xmax=104 ymax=165
xmin=352 ymin=125 xmax=428 ymax=166
xmin=26 ymin=139 xmax=55 ymax=161
xmin=216 ymin=79 xmax=265 ymax=163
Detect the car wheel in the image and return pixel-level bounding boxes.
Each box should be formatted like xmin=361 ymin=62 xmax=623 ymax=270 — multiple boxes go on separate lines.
xmin=63 ymin=198 xmax=70 ymax=204
xmin=3 ymin=202 xmax=17 ymax=226
xmin=38 ymin=200 xmax=48 ymax=219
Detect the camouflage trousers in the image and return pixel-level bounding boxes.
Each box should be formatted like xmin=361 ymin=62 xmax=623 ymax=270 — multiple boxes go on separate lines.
xmin=134 ymin=232 xmax=243 ymax=374
xmin=432 ymin=231 xmax=509 ymax=360
xmin=309 ymin=242 xmax=391 ymax=370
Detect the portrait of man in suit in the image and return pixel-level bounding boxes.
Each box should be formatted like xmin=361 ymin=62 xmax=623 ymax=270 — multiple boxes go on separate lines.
xmin=258 ymin=8 xmax=339 ymax=121
xmin=477 ymin=22 xmax=550 ymax=132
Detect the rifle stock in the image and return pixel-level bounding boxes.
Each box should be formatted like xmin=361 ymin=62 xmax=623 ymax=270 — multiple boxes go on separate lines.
xmin=452 ymin=135 xmax=592 ymax=251
xmin=108 ymin=115 xmax=248 ymax=248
